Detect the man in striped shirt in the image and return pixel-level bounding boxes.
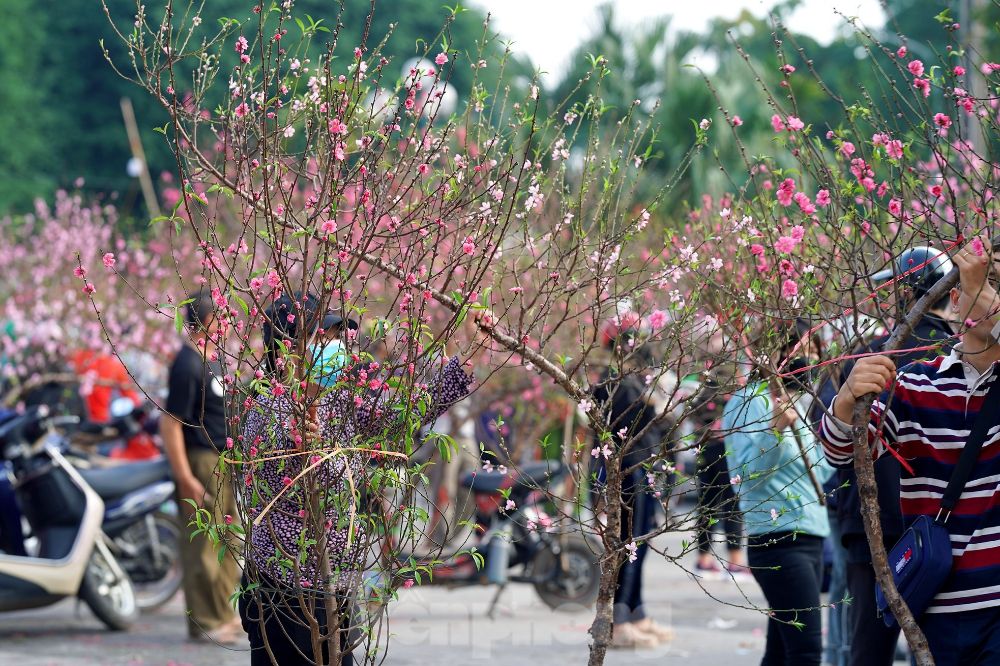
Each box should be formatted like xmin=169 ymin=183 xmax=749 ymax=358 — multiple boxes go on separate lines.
xmin=819 ymin=238 xmax=1000 ymax=665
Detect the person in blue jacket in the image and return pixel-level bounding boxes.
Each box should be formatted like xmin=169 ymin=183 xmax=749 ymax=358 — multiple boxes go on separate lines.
xmin=724 ymin=319 xmax=834 ymax=666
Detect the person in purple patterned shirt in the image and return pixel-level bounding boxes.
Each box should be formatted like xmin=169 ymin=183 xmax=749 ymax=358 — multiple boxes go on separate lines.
xmin=238 ymin=293 xmax=473 ymax=666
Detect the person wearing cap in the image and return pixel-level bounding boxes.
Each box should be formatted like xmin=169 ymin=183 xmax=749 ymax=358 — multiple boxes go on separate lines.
xmin=238 ymin=294 xmax=472 ymax=665
xmin=812 ymin=247 xmax=954 ymax=666
xmin=161 ymin=289 xmax=242 ymax=645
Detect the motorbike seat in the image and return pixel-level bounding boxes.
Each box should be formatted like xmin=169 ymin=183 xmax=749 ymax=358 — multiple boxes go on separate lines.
xmin=460 ymin=461 xmax=566 ymax=494
xmin=77 ymin=457 xmax=171 ymax=500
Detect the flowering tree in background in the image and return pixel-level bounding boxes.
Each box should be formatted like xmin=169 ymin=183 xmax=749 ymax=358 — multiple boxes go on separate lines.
xmin=0 ymin=191 xmax=200 ymax=406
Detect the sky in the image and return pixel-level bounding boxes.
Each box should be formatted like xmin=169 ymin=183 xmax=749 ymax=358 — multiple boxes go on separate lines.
xmin=468 ymin=0 xmax=886 ymax=83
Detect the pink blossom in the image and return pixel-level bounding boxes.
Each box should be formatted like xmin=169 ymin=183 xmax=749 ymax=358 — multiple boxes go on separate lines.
xmin=972 ymin=237 xmax=985 ymax=256
xmin=731 ymin=115 xmax=743 ymax=127
xmin=815 ymin=189 xmax=831 ymax=207
xmin=462 ymin=237 xmax=475 ymax=255
xmin=224 ymin=514 xmax=234 ymax=525
xmin=320 ymin=219 xmax=336 ymax=236
xmin=780 ymin=64 xmax=796 ymax=74
xmin=793 ymin=192 xmax=816 ymax=215
xmin=781 ymin=279 xmax=798 ymax=300
xmin=328 ymin=118 xmax=347 ymax=135
xmin=266 ymin=270 xmax=281 ymax=288
xmin=786 ymin=116 xmax=804 ymax=131
xmin=896 ymin=46 xmax=907 ymax=58
xmin=913 ymin=78 xmax=930 ymax=98
xmin=234 ymin=102 xmax=249 ymax=117
xmin=235 ymin=35 xmax=248 ymax=54
xmin=933 ymin=113 xmax=952 ymax=129
xmin=434 ymin=52 xmax=448 ymax=66
xmin=790 ymin=225 xmax=806 ymax=241
xmin=907 ymin=60 xmax=924 ymax=77
xmin=282 ymin=476 xmax=293 ymax=486
xmin=771 ymin=114 xmax=785 ymax=132
xmin=774 ymin=236 xmax=798 ymax=254
xmin=102 ymin=252 xmax=116 ymax=268
xmin=418 ymin=163 xmax=430 ymax=176
xmin=954 ymin=65 xmax=966 ymax=76
xmin=888 ymin=198 xmax=902 ymax=216
xmin=750 ymin=244 xmax=765 ymax=256
xmin=886 ymin=140 xmax=904 ymax=160
xmin=648 ymin=310 xmax=669 ymax=330
xmin=840 ymin=141 xmax=855 ymax=156
xmin=74 ymin=266 xmax=87 ymax=279
xmin=82 ymin=283 xmax=96 ymax=295
xmin=929 ymin=184 xmax=944 ymax=198
xmin=777 ymin=178 xmax=796 ymax=206
xmin=402 ymin=579 xmax=415 ymax=589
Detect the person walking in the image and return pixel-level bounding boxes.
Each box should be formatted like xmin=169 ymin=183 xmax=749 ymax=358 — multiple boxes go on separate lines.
xmin=724 ymin=319 xmax=834 ymax=666
xmin=592 ymin=317 xmax=676 ymax=649
xmin=820 ymin=238 xmax=1000 ymax=665
xmin=691 ymin=366 xmax=746 ymax=575
xmin=161 ymin=289 xmax=241 ymax=645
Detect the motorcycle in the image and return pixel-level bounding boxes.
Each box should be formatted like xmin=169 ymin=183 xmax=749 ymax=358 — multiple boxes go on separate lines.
xmin=382 ymin=460 xmax=602 ymax=615
xmin=71 ymin=454 xmax=181 ymax=612
xmin=0 ymin=405 xmax=139 ymax=630
xmin=60 ymin=401 xmax=182 ymax=612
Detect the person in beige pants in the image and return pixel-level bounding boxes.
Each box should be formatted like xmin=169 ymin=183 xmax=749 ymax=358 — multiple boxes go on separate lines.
xmin=161 ymin=290 xmax=242 ymax=644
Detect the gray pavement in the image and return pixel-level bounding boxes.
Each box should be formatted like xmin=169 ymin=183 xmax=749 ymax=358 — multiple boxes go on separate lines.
xmin=0 ymin=530 xmax=774 ymax=666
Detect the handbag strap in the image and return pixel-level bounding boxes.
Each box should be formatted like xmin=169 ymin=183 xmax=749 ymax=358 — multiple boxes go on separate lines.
xmin=939 ymin=375 xmax=1000 ymax=523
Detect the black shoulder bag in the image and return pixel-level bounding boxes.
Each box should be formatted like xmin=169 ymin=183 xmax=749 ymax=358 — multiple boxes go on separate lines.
xmin=876 ymin=377 xmax=1000 ymax=627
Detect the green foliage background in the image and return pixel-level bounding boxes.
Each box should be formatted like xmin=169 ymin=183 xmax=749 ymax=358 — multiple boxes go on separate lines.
xmin=0 ymin=0 xmax=995 ymax=216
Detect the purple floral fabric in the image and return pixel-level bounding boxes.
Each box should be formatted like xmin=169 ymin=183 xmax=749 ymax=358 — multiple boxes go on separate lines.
xmin=241 ymin=356 xmax=472 ymax=590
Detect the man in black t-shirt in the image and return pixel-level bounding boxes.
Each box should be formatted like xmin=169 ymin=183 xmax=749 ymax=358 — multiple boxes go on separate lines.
xmin=162 ymin=290 xmax=241 ymax=645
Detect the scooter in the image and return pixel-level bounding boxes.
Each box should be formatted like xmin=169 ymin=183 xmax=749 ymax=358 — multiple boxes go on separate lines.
xmin=57 ymin=401 xmax=181 ymax=612
xmin=72 ymin=454 xmax=181 ymax=612
xmin=383 ymin=460 xmax=602 ymax=616
xmin=0 ymin=405 xmax=139 ymax=630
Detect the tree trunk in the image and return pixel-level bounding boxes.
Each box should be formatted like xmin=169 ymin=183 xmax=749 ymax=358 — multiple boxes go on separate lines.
xmin=848 ymin=268 xmax=959 ymax=666
xmin=587 ymin=457 xmax=624 ymax=666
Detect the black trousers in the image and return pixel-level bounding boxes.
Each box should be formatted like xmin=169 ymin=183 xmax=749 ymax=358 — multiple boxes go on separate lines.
xmin=613 ymin=478 xmax=657 ymax=624
xmin=695 ymin=439 xmax=743 ymax=553
xmin=845 ymin=561 xmax=900 ymax=666
xmin=748 ymin=533 xmax=825 ymax=666
xmin=239 ymin=573 xmax=356 ymax=666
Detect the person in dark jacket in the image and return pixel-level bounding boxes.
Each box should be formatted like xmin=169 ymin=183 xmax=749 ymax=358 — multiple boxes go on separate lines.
xmin=814 ymin=247 xmax=954 ymax=666
xmin=592 ymin=317 xmax=675 ymax=649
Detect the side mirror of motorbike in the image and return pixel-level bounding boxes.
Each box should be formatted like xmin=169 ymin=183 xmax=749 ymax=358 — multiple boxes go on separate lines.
xmin=110 ymin=398 xmax=136 ymax=419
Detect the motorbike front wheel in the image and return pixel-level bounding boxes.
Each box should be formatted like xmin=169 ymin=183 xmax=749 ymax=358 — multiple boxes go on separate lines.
xmin=530 ymin=533 xmax=602 ymax=611
xmin=78 ymin=538 xmax=140 ymax=631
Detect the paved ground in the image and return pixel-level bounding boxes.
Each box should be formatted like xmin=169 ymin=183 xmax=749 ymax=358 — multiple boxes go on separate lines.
xmin=0 ymin=529 xmax=777 ymax=666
